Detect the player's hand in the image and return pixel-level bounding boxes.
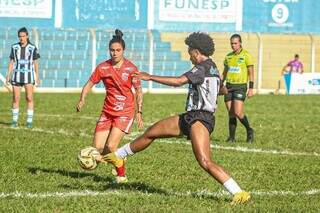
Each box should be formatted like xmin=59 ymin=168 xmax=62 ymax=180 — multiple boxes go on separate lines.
xmin=35 ymin=77 xmax=40 ymax=86
xmin=76 ymin=100 xmax=85 ymax=112
xmin=134 ymin=72 xmax=151 ymax=81
xmin=247 ymin=88 xmax=254 ymax=98
xmin=136 ymin=112 xmax=144 ymax=129
xmin=5 ymin=75 xmax=10 ymax=85
xmin=219 ymin=85 xmax=228 ymax=95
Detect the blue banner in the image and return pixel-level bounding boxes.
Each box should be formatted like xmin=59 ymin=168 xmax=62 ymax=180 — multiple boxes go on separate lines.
xmin=243 ymin=0 xmax=320 ymax=33
xmin=62 ymin=0 xmax=147 ymax=29
xmin=0 ymin=0 xmax=55 ymax=27
xmin=153 ymin=0 xmax=241 ymax=31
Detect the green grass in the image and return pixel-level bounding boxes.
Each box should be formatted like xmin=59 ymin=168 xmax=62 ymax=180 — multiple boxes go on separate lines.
xmin=0 ymin=92 xmax=320 ymax=212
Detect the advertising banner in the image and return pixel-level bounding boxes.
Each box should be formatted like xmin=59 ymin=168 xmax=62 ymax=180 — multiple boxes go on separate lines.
xmin=0 ymin=0 xmax=52 ymax=19
xmin=284 ymin=73 xmax=320 ymax=94
xmin=159 ymin=0 xmax=237 ymax=23
xmin=154 ymin=0 xmax=242 ymax=31
xmin=243 ymin=0 xmax=320 ymax=33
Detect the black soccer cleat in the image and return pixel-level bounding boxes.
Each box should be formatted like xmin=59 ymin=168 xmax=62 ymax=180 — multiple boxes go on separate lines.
xmin=226 ymin=137 xmax=236 ymax=143
xmin=246 ymin=128 xmax=254 ymax=143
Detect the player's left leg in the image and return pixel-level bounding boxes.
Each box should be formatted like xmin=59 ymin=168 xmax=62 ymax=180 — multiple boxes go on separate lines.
xmin=105 ymin=127 xmax=127 ymax=182
xmin=189 ymin=121 xmax=250 ymax=203
xmin=233 ymin=100 xmax=254 ymax=143
xmin=24 ymin=84 xmax=34 ymax=128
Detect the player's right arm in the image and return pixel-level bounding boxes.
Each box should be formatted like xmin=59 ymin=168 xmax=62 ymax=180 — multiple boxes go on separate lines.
xmin=6 ymin=59 xmax=14 ymax=84
xmin=136 ymin=71 xmax=188 ymax=87
xmin=76 ymin=80 xmax=95 ymax=112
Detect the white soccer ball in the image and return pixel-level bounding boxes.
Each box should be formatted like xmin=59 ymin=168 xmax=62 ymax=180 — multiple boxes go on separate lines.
xmin=77 ymin=147 xmax=100 ymax=170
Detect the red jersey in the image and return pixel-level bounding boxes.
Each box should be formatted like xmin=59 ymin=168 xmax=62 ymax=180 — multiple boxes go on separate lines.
xmin=90 ymin=59 xmax=141 ymax=116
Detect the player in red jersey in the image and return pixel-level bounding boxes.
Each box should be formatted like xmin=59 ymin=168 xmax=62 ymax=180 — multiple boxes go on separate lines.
xmin=76 ymin=29 xmax=143 ymax=183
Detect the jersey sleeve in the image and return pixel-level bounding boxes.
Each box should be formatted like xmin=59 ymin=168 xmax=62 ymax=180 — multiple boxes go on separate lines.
xmin=183 ymin=65 xmax=205 ymax=85
xmin=33 ymin=47 xmax=40 ymax=60
xmin=89 ymin=66 xmax=102 ymax=84
xmin=9 ymin=47 xmax=14 ymax=60
xmin=223 ymin=56 xmax=228 ymax=67
xmin=245 ymin=52 xmax=254 ymax=66
xmin=131 ymin=66 xmax=141 ymax=89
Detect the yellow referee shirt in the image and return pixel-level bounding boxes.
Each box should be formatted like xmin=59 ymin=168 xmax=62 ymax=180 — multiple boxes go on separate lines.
xmin=224 ymin=49 xmax=254 ymax=84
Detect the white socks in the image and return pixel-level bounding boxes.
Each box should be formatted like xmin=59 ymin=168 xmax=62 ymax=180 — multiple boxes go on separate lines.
xmin=12 ymin=108 xmax=19 ymax=122
xmin=27 ymin=109 xmax=34 ymax=123
xmin=223 ymin=178 xmax=242 ymax=195
xmin=115 ymin=143 xmax=134 ymax=159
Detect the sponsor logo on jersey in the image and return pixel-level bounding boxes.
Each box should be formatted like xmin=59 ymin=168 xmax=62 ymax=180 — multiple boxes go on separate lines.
xmin=122 ymin=73 xmax=129 ymax=81
xmin=237 ymin=57 xmax=245 ymax=65
xmin=191 ymin=67 xmax=198 ymax=73
xmin=115 ymin=95 xmax=126 ymax=101
xmin=114 ymin=102 xmax=125 ymax=111
xmin=228 ymin=66 xmax=240 ymax=73
xmin=124 ymin=67 xmax=134 ymax=72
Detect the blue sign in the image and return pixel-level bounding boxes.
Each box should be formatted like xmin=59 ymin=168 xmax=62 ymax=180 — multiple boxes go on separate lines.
xmin=62 ymin=0 xmax=147 ymax=29
xmin=243 ymin=0 xmax=320 ymax=33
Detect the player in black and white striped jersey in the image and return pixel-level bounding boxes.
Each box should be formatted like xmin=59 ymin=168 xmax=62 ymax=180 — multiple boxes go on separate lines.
xmin=6 ymin=27 xmax=40 ymax=128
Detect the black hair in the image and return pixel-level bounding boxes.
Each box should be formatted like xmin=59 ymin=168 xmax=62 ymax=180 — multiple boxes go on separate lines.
xmin=109 ymin=29 xmax=125 ymax=50
xmin=18 ymin=27 xmax=28 ymax=36
xmin=184 ymin=32 xmax=215 ymax=56
xmin=230 ymin=34 xmax=242 ymax=43
xmin=17 ymin=27 xmax=30 ymax=43
xmin=294 ymin=54 xmax=299 ymax=58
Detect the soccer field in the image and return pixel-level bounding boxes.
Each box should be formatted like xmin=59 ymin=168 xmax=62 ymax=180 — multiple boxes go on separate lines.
xmin=0 ymin=93 xmax=320 ymax=212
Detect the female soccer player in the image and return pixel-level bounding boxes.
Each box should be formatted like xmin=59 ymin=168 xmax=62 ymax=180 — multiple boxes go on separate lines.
xmin=76 ymin=29 xmax=143 ymax=183
xmin=101 ymin=32 xmax=251 ymax=204
xmin=222 ymin=34 xmax=254 ymax=143
xmin=6 ymin=27 xmax=40 ymax=128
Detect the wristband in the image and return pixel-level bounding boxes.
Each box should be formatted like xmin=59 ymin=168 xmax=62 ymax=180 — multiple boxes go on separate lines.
xmin=249 ymin=81 xmax=254 ymax=89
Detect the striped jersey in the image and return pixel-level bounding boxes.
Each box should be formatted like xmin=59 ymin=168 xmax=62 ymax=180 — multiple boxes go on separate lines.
xmin=9 ymin=42 xmax=40 ymax=84
xmin=183 ymin=59 xmax=220 ymax=113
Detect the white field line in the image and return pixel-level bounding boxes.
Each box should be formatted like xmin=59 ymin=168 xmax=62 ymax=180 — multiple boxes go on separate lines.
xmin=0 ymin=189 xmax=320 ymax=199
xmin=2 ymin=125 xmax=320 ymax=158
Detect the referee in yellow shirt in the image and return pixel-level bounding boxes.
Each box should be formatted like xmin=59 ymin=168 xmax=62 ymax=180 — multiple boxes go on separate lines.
xmin=222 ymin=34 xmax=254 ymax=143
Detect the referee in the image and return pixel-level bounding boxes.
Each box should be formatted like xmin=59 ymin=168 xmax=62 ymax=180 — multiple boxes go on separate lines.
xmin=222 ymin=34 xmax=254 ymax=143
xmin=6 ymin=27 xmax=40 ymax=128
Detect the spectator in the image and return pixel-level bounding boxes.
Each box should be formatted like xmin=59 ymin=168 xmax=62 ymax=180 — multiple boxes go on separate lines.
xmin=282 ymin=54 xmax=304 ymax=74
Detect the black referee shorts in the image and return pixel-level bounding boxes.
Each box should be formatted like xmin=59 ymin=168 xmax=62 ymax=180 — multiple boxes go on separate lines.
xmin=224 ymin=83 xmax=247 ymax=102
xmin=179 ymin=110 xmax=215 ymax=140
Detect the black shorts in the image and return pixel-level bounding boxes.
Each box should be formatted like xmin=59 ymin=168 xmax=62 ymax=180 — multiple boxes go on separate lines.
xmin=179 ymin=110 xmax=215 ymax=140
xmin=224 ymin=83 xmax=247 ymax=102
xmin=10 ymin=81 xmax=33 ymax=87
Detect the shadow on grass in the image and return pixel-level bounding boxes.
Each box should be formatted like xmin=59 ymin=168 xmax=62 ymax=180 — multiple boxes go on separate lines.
xmin=0 ymin=120 xmax=12 ymax=126
xmin=27 ymin=167 xmax=168 ymax=196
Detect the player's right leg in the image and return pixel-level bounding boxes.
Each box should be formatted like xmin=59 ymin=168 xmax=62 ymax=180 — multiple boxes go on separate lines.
xmin=11 ymin=85 xmax=21 ymax=128
xmin=103 ymin=115 xmax=181 ymax=164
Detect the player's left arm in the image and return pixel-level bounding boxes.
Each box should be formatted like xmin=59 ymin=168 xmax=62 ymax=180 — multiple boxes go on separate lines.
xmin=34 ymin=59 xmax=40 ymax=85
xmin=247 ymin=65 xmax=254 ymax=98
xmin=33 ymin=47 xmax=41 ymax=85
xmin=133 ymin=83 xmax=144 ymax=129
xmin=137 ymin=72 xmax=189 ymax=87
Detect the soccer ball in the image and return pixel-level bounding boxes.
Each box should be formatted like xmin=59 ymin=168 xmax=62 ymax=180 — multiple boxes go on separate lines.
xmin=77 ymin=147 xmax=100 ymax=170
